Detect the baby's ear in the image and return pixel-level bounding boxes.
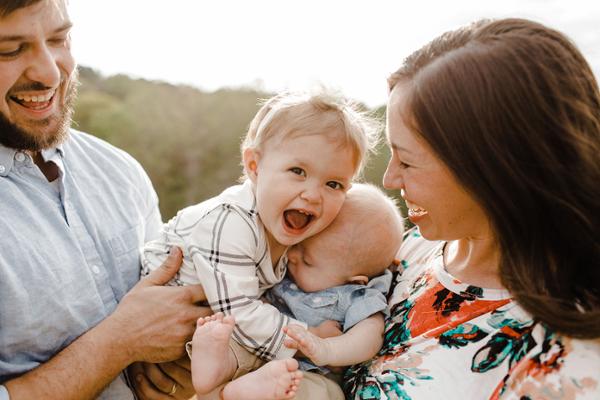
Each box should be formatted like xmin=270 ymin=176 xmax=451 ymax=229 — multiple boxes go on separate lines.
xmin=242 ymin=148 xmax=260 ymax=182
xmin=348 ymin=275 xmax=369 ymax=285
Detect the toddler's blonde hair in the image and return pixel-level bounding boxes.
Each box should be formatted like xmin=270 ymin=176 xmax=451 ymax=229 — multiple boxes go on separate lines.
xmin=241 ymin=90 xmax=380 ymax=178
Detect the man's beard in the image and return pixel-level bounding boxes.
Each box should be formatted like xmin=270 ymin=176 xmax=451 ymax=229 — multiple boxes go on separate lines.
xmin=0 ymin=71 xmax=79 ymax=151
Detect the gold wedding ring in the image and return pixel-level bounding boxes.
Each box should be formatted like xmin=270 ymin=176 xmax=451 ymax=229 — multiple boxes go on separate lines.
xmin=168 ymin=382 xmax=177 ymax=396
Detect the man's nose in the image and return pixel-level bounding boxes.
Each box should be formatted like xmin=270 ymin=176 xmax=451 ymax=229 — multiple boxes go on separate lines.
xmin=24 ymin=46 xmax=62 ymax=89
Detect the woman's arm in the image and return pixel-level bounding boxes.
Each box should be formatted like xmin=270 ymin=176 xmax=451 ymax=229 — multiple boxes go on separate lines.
xmin=284 ymin=313 xmax=384 ymax=367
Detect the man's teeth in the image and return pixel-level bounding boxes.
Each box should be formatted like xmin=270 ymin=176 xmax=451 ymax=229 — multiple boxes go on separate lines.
xmin=14 ymin=92 xmax=54 ymax=102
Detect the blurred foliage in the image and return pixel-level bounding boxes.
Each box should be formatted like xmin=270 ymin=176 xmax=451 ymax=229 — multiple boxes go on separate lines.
xmin=73 ymin=66 xmax=407 ymax=222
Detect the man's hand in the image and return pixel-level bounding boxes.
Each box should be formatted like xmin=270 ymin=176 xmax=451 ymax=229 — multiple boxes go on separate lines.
xmin=129 ymin=357 xmax=196 ymax=400
xmin=106 ymin=247 xmax=210 ymax=364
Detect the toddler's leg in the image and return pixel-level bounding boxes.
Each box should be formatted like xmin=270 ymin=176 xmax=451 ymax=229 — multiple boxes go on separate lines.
xmin=221 ymin=358 xmax=303 ymax=400
xmin=191 ymin=312 xmax=238 ymax=395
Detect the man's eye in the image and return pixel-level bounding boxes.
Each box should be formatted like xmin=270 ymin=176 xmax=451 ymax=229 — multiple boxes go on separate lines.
xmin=289 ymin=167 xmax=306 ymax=177
xmin=0 ymin=47 xmax=23 ymax=57
xmin=326 ymin=181 xmax=343 ymax=190
xmin=49 ymin=37 xmax=68 ymax=47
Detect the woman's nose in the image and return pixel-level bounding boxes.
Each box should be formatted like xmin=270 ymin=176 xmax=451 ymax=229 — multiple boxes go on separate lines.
xmin=383 ymin=160 xmax=403 ymax=190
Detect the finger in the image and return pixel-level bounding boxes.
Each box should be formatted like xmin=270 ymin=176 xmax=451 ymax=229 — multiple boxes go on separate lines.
xmin=284 ymin=338 xmax=300 ymax=349
xmin=134 ymin=373 xmax=172 ymax=400
xmin=139 ymin=247 xmax=183 ymax=287
xmin=173 ymin=355 xmax=191 ymax=371
xmin=157 ymin=361 xmax=188 ymax=386
xmin=181 ymin=284 xmax=207 ymax=303
xmin=157 ymin=362 xmax=196 ymax=399
xmin=143 ymin=362 xmax=176 ymax=394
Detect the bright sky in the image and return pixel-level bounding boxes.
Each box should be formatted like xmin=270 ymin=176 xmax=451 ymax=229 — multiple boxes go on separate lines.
xmin=69 ymin=0 xmax=600 ymax=107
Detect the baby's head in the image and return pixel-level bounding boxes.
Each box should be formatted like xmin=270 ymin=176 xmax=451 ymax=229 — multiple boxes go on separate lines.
xmin=241 ymin=91 xmax=380 ymax=259
xmin=286 ymin=183 xmax=405 ymax=292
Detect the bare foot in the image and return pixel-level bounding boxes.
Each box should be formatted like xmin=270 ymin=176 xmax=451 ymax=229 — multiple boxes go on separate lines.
xmin=222 ymin=359 xmax=303 ymax=400
xmin=283 ymin=324 xmax=331 ymax=366
xmin=191 ymin=312 xmax=237 ymax=394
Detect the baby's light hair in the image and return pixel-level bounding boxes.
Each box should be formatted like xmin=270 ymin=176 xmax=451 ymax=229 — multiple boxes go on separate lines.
xmin=328 ymin=183 xmax=405 ymax=278
xmin=241 ymin=90 xmax=380 ymax=179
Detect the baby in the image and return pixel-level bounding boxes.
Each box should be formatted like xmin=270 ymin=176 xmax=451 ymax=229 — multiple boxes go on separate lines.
xmin=142 ymin=91 xmax=378 ymax=400
xmin=195 ymin=183 xmax=404 ymax=399
xmin=277 ymin=183 xmax=404 ymax=397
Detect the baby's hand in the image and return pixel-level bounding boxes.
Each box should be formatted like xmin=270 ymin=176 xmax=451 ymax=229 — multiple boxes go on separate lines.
xmin=309 ymin=320 xmax=342 ymax=339
xmin=283 ymin=324 xmax=332 ymax=366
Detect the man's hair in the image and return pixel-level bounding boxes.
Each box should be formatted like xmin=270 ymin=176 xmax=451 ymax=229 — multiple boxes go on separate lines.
xmin=0 ymin=0 xmax=43 ymax=17
xmin=389 ymin=18 xmax=600 ymax=338
xmin=241 ymin=90 xmax=380 ymax=178
xmin=329 ymin=183 xmax=404 ymax=278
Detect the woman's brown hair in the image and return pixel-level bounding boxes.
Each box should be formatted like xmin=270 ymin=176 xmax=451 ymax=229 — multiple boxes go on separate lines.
xmin=389 ymin=18 xmax=600 ymax=338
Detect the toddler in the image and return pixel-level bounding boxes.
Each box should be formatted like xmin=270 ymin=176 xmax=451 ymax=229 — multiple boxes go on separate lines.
xmin=142 ymin=91 xmax=378 ymax=400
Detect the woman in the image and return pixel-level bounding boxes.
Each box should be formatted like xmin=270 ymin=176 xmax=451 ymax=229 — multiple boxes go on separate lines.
xmin=344 ymin=18 xmax=600 ymax=399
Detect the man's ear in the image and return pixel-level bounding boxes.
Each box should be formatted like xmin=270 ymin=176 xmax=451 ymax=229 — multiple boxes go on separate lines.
xmin=243 ymin=148 xmax=260 ymax=183
xmin=348 ymin=275 xmax=369 ymax=285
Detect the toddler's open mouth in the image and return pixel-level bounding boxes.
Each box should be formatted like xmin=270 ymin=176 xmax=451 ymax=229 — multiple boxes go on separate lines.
xmin=284 ymin=209 xmax=314 ymax=230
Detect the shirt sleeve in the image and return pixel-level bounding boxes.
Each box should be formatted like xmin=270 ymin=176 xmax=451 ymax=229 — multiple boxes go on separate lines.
xmin=0 ymin=385 xmax=9 ymax=400
xmin=186 ymin=204 xmax=304 ymax=360
xmin=343 ymin=270 xmax=392 ymax=332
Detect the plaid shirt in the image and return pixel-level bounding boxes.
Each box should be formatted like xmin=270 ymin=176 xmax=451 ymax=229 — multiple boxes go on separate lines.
xmin=142 ymin=180 xmax=304 ymax=360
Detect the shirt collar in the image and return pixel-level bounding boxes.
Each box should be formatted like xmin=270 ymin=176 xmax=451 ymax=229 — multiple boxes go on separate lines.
xmin=0 ymin=142 xmax=65 ymax=177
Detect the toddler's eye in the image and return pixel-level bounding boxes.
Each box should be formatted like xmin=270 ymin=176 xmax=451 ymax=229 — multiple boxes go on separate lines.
xmin=326 ymin=181 xmax=344 ymax=190
xmin=289 ymin=167 xmax=306 ymax=177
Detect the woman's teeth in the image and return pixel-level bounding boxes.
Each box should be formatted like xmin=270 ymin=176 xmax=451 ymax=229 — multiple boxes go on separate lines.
xmin=408 ymin=207 xmax=428 ymax=217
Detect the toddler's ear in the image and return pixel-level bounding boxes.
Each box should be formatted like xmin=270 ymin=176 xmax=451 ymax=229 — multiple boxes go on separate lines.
xmin=243 ymin=148 xmax=260 ymax=182
xmin=348 ymin=275 xmax=369 ymax=285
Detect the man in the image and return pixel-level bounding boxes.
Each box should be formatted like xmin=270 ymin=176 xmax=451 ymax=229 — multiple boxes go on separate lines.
xmin=0 ymin=1 xmax=207 ymax=398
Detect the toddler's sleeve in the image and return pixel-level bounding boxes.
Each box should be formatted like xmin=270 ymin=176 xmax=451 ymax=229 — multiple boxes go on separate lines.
xmin=343 ymin=270 xmax=393 ymax=332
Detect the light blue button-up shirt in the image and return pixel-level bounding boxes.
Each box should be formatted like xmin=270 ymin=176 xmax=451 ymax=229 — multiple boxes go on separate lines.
xmin=0 ymin=130 xmax=162 ymax=399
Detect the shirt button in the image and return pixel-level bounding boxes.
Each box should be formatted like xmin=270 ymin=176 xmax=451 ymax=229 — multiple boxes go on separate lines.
xmin=0 ymin=165 xmax=5 ymax=173
xmin=91 ymin=265 xmax=101 ymax=275
xmin=15 ymin=152 xmax=26 ymax=162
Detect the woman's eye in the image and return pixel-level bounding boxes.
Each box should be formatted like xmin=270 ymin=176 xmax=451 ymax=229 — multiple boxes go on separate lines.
xmin=326 ymin=181 xmax=344 ymax=190
xmin=289 ymin=167 xmax=306 ymax=177
xmin=399 ymin=161 xmax=410 ymax=169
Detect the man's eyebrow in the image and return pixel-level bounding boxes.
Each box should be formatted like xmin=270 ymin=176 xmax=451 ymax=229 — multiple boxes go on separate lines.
xmin=0 ymin=22 xmax=72 ymax=42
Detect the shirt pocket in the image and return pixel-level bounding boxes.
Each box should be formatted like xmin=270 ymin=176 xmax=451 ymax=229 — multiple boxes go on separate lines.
xmin=300 ymin=293 xmax=339 ymax=322
xmin=108 ymin=223 xmax=143 ymax=292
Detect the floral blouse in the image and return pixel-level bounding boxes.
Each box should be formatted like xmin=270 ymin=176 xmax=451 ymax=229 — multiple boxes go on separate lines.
xmin=344 ymin=228 xmax=600 ymax=399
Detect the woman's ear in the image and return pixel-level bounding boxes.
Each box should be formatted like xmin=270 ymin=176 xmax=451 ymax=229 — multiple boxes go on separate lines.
xmin=243 ymin=148 xmax=260 ymax=183
xmin=348 ymin=275 xmax=369 ymax=285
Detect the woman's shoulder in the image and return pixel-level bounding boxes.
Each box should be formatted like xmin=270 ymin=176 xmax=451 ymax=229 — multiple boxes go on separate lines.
xmin=396 ymin=227 xmax=443 ymax=275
